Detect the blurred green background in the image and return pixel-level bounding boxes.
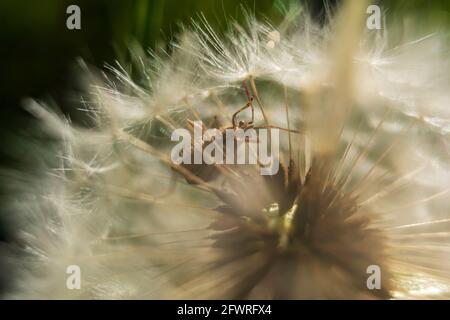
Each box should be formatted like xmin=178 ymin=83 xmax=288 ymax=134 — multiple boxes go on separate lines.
xmin=0 ymin=0 xmax=448 ymax=295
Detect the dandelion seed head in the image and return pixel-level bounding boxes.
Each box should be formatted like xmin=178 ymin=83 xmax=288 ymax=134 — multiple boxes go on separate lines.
xmin=5 ymin=2 xmax=450 ymax=299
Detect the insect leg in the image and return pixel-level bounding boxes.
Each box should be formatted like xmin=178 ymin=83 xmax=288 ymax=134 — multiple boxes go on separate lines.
xmin=242 ymin=79 xmax=255 ymax=125
xmin=253 ymin=125 xmax=303 ymax=134
xmin=232 ymin=102 xmax=253 ymax=128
